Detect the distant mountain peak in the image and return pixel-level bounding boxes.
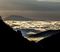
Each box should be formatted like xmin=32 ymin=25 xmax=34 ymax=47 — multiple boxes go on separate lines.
xmin=4 ymin=15 xmax=34 ymax=21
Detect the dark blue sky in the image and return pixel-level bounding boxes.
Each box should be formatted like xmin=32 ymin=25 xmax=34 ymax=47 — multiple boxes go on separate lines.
xmin=0 ymin=0 xmax=60 ymax=21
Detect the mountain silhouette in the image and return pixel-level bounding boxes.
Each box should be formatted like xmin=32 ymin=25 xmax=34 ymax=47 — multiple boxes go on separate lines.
xmin=4 ymin=15 xmax=34 ymax=21
xmin=1 ymin=16 xmax=60 ymax=52
xmin=0 ymin=16 xmax=43 ymax=52
xmin=37 ymin=31 xmax=60 ymax=52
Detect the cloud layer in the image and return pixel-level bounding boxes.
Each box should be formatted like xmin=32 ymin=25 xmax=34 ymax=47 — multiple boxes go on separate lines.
xmin=0 ymin=0 xmax=60 ymax=11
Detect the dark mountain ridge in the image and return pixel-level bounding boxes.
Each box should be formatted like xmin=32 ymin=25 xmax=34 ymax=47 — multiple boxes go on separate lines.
xmin=37 ymin=31 xmax=60 ymax=52
xmin=1 ymin=16 xmax=60 ymax=52
xmin=0 ymin=16 xmax=43 ymax=51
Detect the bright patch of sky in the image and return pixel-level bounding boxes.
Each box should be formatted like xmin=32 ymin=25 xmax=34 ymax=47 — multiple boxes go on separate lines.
xmin=0 ymin=0 xmax=60 ymax=2
xmin=36 ymin=0 xmax=60 ymax=2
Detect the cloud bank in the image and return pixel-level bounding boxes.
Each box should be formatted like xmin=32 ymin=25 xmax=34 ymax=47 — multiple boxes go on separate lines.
xmin=0 ymin=1 xmax=60 ymax=11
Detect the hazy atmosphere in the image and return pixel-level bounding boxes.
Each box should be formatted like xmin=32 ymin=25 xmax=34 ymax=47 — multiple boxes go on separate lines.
xmin=0 ymin=0 xmax=60 ymax=21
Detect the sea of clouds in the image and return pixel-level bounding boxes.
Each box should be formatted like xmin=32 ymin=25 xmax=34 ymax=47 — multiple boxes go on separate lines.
xmin=4 ymin=20 xmax=60 ymax=42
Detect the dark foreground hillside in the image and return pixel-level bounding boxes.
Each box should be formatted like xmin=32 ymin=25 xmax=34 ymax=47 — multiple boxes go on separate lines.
xmin=37 ymin=31 xmax=60 ymax=52
xmin=0 ymin=16 xmax=60 ymax=52
xmin=0 ymin=16 xmax=43 ymax=52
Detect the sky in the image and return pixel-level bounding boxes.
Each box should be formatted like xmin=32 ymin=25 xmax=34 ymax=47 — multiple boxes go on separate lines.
xmin=0 ymin=0 xmax=60 ymax=21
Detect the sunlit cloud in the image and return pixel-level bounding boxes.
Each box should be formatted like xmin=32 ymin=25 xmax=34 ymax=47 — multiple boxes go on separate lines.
xmin=4 ymin=20 xmax=60 ymax=41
